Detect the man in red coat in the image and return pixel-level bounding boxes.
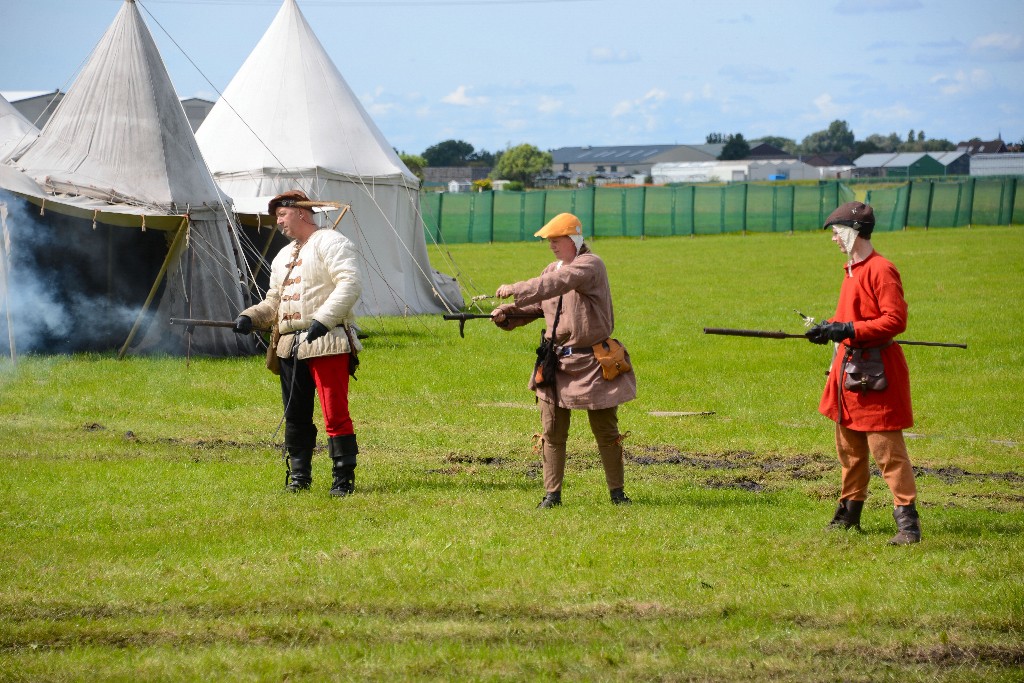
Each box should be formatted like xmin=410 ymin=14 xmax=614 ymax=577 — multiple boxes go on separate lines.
xmin=805 ymin=202 xmax=921 ymax=545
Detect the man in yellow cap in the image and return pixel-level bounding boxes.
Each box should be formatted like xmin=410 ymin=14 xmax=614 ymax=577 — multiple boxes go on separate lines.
xmin=233 ymin=190 xmax=363 ymax=497
xmin=492 ymin=213 xmax=637 ymax=507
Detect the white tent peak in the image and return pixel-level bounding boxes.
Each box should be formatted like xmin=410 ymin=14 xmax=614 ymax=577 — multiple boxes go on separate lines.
xmin=197 ymin=0 xmax=416 ymax=185
xmin=196 ymin=0 xmax=460 ymax=317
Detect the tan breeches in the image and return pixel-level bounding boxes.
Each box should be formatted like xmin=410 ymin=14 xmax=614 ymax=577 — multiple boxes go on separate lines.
xmin=538 ymin=401 xmax=624 ymax=493
xmin=835 ymin=423 xmax=917 ymax=507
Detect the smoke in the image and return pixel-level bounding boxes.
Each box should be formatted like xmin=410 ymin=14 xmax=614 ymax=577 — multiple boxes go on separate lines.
xmin=0 ymin=190 xmax=167 ymax=354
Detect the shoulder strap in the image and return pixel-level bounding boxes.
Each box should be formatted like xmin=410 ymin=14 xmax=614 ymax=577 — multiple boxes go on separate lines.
xmin=549 ymin=295 xmax=563 ymax=341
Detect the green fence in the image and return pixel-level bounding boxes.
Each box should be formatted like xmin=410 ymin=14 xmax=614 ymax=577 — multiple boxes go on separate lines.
xmin=421 ymin=178 xmax=1021 ymax=244
xmin=866 ymin=177 xmax=1021 ymax=231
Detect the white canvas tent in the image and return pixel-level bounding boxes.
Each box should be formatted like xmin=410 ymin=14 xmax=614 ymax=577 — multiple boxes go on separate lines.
xmin=196 ymin=0 xmax=460 ymax=318
xmin=0 ymin=95 xmax=38 ymax=162
xmin=0 ymin=0 xmax=252 ymax=356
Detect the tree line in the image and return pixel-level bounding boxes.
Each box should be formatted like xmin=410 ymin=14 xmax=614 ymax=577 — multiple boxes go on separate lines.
xmin=399 ymin=119 xmax=1012 ymax=188
xmin=710 ymin=120 xmax=964 ymax=161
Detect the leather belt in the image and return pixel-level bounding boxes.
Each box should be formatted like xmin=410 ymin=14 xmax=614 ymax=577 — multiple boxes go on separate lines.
xmin=558 ymin=346 xmax=593 ymax=356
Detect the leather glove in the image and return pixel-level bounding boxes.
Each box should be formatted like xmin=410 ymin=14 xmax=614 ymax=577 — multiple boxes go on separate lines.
xmin=232 ymin=315 xmax=253 ymax=335
xmin=304 ymin=320 xmax=329 ymax=343
xmin=805 ymin=321 xmax=853 ymax=345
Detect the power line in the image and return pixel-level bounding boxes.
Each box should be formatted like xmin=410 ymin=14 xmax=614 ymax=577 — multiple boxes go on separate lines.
xmin=136 ymin=0 xmax=602 ymax=5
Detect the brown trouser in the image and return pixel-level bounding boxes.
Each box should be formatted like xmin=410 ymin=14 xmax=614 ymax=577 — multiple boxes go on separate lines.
xmin=539 ymin=401 xmax=624 ymax=493
xmin=835 ymin=423 xmax=917 ymax=507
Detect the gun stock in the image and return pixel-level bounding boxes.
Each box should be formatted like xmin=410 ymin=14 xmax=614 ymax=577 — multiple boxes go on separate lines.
xmin=443 ymin=312 xmax=537 ymax=338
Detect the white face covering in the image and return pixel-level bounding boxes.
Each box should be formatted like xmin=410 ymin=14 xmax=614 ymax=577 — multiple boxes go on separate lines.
xmin=832 ymin=225 xmax=860 ymax=277
xmin=556 ymin=234 xmax=585 ymax=269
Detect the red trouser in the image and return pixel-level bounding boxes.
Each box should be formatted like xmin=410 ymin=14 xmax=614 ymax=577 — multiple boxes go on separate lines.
xmin=835 ymin=423 xmax=916 ymax=507
xmin=308 ymin=354 xmax=353 ymax=436
xmin=280 ymin=353 xmax=353 ymax=443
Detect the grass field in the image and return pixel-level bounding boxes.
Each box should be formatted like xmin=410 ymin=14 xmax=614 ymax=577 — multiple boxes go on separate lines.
xmin=1 ymin=226 xmax=1022 ymax=681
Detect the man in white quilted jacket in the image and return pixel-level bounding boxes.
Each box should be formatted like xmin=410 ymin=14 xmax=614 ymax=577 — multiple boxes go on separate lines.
xmin=233 ymin=190 xmax=363 ymax=497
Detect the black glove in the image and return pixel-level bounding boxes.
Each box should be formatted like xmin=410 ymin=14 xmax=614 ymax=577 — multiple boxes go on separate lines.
xmin=232 ymin=315 xmax=253 ymax=335
xmin=304 ymin=320 xmax=329 ymax=344
xmin=805 ymin=321 xmax=853 ymax=345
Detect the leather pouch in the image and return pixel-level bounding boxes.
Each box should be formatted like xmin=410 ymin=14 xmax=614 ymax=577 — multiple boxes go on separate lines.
xmin=593 ymin=338 xmax=631 ymax=381
xmin=842 ymin=347 xmax=887 ymax=392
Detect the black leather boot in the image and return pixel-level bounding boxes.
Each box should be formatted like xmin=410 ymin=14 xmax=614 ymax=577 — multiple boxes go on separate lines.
xmin=826 ymin=499 xmax=864 ymax=530
xmin=329 ymin=434 xmax=358 ymax=497
xmin=537 ymin=490 xmax=561 ymax=508
xmin=285 ymin=448 xmax=313 ymax=492
xmin=610 ymin=488 xmax=632 ymax=505
xmin=889 ymin=503 xmax=922 ymax=545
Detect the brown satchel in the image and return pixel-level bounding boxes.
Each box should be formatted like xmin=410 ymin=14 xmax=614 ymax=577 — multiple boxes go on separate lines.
xmin=842 ymin=346 xmax=887 ymax=392
xmin=593 ymin=338 xmax=631 ymax=380
xmin=265 ymin=324 xmax=282 ymax=375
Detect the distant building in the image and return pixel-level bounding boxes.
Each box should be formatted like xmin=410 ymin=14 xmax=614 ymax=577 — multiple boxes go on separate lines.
xmin=930 ymin=151 xmax=970 ymax=176
xmin=550 ymin=144 xmax=724 ymax=178
xmin=854 ymin=152 xmax=971 ymax=178
xmin=423 ymin=166 xmax=490 ymax=190
xmin=3 ymin=90 xmax=215 ymax=132
xmin=970 ymin=153 xmax=1024 ymax=176
xmin=956 ymin=138 xmax=1007 ymax=155
xmin=447 ymin=179 xmax=473 ymax=193
xmin=651 ymin=158 xmax=819 ymax=184
xmin=2 ymin=90 xmax=63 ymax=128
xmin=747 ymin=142 xmax=793 ymax=159
xmin=181 ymin=97 xmax=215 ymax=132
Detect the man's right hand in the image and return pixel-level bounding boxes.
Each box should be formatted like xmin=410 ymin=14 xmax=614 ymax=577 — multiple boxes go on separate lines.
xmin=233 ymin=315 xmax=253 ymax=335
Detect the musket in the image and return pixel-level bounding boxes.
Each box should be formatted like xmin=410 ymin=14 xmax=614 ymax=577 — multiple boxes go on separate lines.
xmin=703 ymin=327 xmax=967 ymax=349
xmin=443 ymin=312 xmax=538 ymax=338
xmin=170 ymin=317 xmax=237 ymax=331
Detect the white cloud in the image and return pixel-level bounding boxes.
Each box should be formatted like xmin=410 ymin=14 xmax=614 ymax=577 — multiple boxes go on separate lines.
xmin=587 ymin=47 xmax=640 ymax=64
xmin=441 ymin=85 xmax=488 ymax=107
xmin=834 ymin=0 xmax=923 ymax=14
xmin=971 ymin=32 xmax=1024 ymax=60
xmin=718 ymin=64 xmax=789 ymax=85
xmin=930 ymin=69 xmax=994 ymax=96
xmin=813 ymin=93 xmax=843 ymax=119
xmin=863 ymin=103 xmax=915 ymax=124
xmin=536 ymin=96 xmax=563 ymax=114
xmin=368 ymin=103 xmax=395 ymax=116
xmin=611 ymin=88 xmax=667 ymax=119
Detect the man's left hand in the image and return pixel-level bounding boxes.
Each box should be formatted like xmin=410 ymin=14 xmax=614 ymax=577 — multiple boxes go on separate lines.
xmin=806 ymin=321 xmax=853 ymax=344
xmin=305 ymin=320 xmax=329 ymax=343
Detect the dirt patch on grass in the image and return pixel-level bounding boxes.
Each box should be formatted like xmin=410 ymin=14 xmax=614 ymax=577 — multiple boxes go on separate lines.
xmin=426 ymin=453 xmax=509 ymax=475
xmin=915 ymin=465 xmax=1024 ymax=484
xmin=627 ymin=446 xmax=834 ymax=482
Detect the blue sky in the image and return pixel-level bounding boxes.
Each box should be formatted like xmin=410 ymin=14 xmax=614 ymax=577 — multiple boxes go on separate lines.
xmin=2 ymin=0 xmax=1023 ymax=155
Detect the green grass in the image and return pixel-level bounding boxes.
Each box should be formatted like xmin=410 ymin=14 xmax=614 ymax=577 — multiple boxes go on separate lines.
xmin=1 ymin=226 xmax=1022 ymax=681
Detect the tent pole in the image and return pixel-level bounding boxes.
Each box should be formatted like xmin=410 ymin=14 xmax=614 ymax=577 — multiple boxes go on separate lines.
xmin=118 ymin=216 xmax=189 ymax=359
xmin=250 ymin=225 xmax=278 ymax=288
xmin=0 ymin=204 xmax=15 ymax=364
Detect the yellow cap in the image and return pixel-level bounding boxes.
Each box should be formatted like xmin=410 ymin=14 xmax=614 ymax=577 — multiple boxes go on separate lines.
xmin=534 ymin=213 xmax=583 ymax=238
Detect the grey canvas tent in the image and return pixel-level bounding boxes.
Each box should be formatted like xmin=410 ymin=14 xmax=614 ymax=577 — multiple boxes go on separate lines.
xmin=0 ymin=0 xmax=252 ymax=356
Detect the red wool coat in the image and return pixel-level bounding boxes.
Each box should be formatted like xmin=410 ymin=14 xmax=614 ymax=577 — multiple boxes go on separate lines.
xmin=818 ymin=251 xmax=914 ymax=431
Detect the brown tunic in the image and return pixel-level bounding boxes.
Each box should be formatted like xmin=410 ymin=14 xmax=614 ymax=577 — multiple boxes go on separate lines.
xmin=497 ymin=246 xmax=637 ymax=410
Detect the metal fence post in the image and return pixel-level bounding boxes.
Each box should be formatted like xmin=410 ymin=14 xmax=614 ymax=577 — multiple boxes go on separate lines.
xmin=925 ymin=180 xmax=934 ymax=230
xmin=901 ymin=182 xmax=913 ymax=230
